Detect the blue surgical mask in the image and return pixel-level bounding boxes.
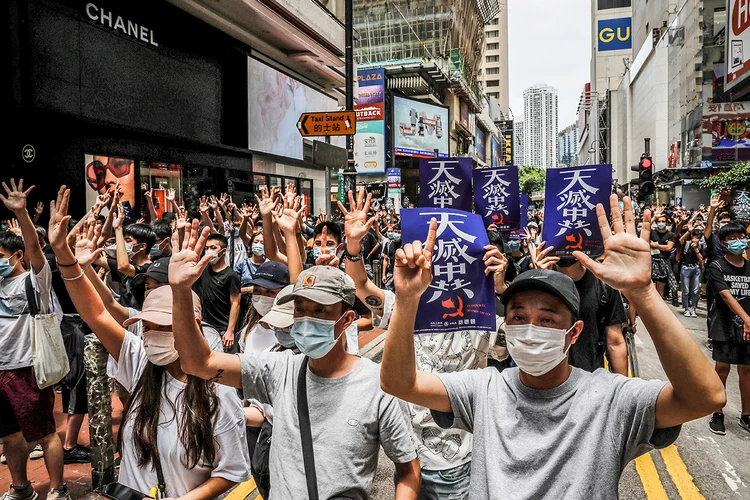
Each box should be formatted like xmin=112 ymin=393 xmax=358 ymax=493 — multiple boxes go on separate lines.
xmin=0 ymin=256 xmax=17 ymax=277
xmin=290 ymin=313 xmax=346 ymax=359
xmin=727 ymin=239 xmax=748 ymax=255
xmin=656 ymin=223 xmax=666 ymax=230
xmin=150 ymin=244 xmax=164 ymax=258
xmin=508 ymin=241 xmax=521 ymax=252
xmin=251 ymin=243 xmax=265 ymax=256
xmin=311 ymin=246 xmax=336 ymax=260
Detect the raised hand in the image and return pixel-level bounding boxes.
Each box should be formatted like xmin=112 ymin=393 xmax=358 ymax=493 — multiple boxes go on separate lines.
xmin=112 ymin=202 xmax=125 ymax=230
xmin=530 ymin=241 xmax=560 ymax=270
xmin=7 ymin=219 xmax=22 ymax=237
xmin=483 ymin=244 xmax=509 ymax=294
xmin=48 ymin=186 xmax=71 ymax=250
xmin=166 ymin=188 xmax=176 ymax=202
xmin=0 ymin=178 xmax=34 ymax=213
xmin=175 ymin=206 xmax=189 ymax=231
xmin=284 ymin=183 xmax=297 ymax=206
xmin=218 ymin=193 xmax=228 ymax=209
xmin=208 ymin=195 xmax=218 ymax=211
xmin=169 ymin=219 xmax=212 ymax=289
xmin=255 ymin=186 xmax=276 ymax=217
xmin=274 ymin=205 xmax=304 ymax=235
xmin=315 ymin=226 xmax=340 ymax=267
xmin=394 ymin=218 xmax=437 ymax=298
xmin=199 ymin=195 xmax=209 ymax=215
xmin=574 ymin=195 xmax=653 ymax=295
xmin=75 ymin=220 xmax=105 ymax=267
xmin=34 ymin=201 xmax=45 ymax=217
xmin=709 ymin=193 xmax=725 ymax=211
xmin=339 ymin=188 xmax=377 ymax=249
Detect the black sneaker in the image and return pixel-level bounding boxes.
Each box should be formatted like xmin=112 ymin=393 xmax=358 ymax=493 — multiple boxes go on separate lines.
xmin=709 ymin=413 xmax=726 ymax=435
xmin=706 ymin=339 xmax=713 ymax=351
xmin=63 ymin=445 xmax=90 ymax=464
xmin=740 ymin=415 xmax=750 ymax=434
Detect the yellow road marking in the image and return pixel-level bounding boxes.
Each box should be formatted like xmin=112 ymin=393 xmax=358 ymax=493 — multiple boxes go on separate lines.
xmin=635 ymin=452 xmax=669 ymax=500
xmin=660 ymin=445 xmax=706 ymax=500
xmin=225 ymin=477 xmax=259 ymax=500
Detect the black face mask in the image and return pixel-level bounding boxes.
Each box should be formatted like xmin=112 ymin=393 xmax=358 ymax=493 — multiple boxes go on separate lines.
xmin=556 ymin=257 xmax=578 ymax=268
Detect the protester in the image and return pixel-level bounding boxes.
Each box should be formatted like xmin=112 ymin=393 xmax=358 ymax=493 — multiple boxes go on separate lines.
xmin=240 ymin=261 xmax=290 ymax=353
xmin=46 ymin=187 xmax=250 ymax=499
xmin=0 ymin=179 xmax=70 ymax=500
xmin=380 ymin=195 xmax=725 ymax=497
xmin=650 ymin=212 xmax=679 ymax=304
xmin=168 ymin=220 xmax=421 ymax=499
xmin=678 ymin=226 xmax=705 ymax=317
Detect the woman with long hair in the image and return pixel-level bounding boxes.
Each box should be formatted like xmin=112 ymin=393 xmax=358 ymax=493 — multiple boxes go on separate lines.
xmin=47 ymin=187 xmax=249 ymax=499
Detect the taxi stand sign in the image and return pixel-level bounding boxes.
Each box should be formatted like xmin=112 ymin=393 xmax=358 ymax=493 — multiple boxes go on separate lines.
xmin=297 ymin=111 xmax=356 ymax=137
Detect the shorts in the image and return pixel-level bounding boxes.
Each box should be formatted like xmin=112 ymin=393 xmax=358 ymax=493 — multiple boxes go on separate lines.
xmin=0 ymin=367 xmax=57 ymax=441
xmin=713 ymin=341 xmax=750 ymax=365
xmin=651 ymin=258 xmax=670 ymax=282
xmin=61 ymin=372 xmax=88 ymax=415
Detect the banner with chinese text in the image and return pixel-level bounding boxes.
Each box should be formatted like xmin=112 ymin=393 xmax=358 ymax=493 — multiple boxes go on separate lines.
xmin=473 ymin=166 xmax=520 ymax=230
xmin=401 ymin=208 xmax=496 ymax=335
xmin=509 ymin=194 xmax=529 ymax=240
xmin=419 ymin=158 xmax=473 ymax=211
xmin=542 ymin=164 xmax=612 ymax=256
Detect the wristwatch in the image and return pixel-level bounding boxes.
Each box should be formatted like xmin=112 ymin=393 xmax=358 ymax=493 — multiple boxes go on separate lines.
xmin=345 ymin=247 xmax=363 ymax=262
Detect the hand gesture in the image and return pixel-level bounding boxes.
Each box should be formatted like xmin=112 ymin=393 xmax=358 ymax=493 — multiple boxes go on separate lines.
xmin=166 ymin=188 xmax=176 ymax=202
xmin=112 ymin=202 xmax=125 ymax=230
xmin=143 ymin=190 xmax=153 ymax=201
xmin=318 ymin=208 xmax=328 ymax=223
xmin=169 ymin=219 xmax=212 ymax=289
xmin=34 ymin=201 xmax=44 ymax=217
xmin=0 ymin=178 xmax=34 ymax=213
xmin=394 ymin=218 xmax=437 ymax=298
xmin=208 ymin=195 xmax=218 ymax=211
xmin=338 ymin=188 xmax=377 ymax=247
xmin=530 ymin=241 xmax=560 ymax=270
xmin=274 ymin=206 xmax=304 ymax=235
xmin=74 ymin=220 xmax=105 ymax=267
xmin=227 ymin=195 xmax=237 ymax=213
xmin=199 ymin=196 xmax=209 ymax=214
xmin=483 ymin=244 xmax=509 ymax=294
xmin=574 ymin=195 xmax=653 ymax=295
xmin=175 ymin=206 xmax=189 ymax=231
xmin=255 ymin=186 xmax=276 ymax=217
xmin=218 ymin=193 xmax=228 ymax=209
xmin=284 ymin=183 xmax=297 ymax=207
xmin=7 ymin=219 xmax=22 ymax=237
xmin=48 ymin=186 xmax=72 ymax=250
xmin=710 ymin=193 xmax=725 ymax=211
xmin=315 ymin=226 xmax=340 ymax=267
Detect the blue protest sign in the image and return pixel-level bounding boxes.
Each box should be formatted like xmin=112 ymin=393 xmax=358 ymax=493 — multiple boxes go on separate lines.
xmin=419 ymin=158 xmax=473 ymax=211
xmin=401 ymin=208 xmax=496 ymax=335
xmin=509 ymin=194 xmax=529 ymax=240
xmin=473 ymin=166 xmax=520 ymax=230
xmin=542 ymin=164 xmax=612 ymax=256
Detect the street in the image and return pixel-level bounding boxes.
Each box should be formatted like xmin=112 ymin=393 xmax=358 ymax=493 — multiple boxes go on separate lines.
xmin=367 ymin=301 xmax=750 ymax=499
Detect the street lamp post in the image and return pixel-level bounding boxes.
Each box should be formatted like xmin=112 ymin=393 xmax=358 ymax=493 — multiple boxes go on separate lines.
xmin=342 ymin=0 xmax=357 ymax=209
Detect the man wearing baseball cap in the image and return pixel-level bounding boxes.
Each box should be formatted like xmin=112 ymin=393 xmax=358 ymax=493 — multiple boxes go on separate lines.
xmin=380 ymin=196 xmax=726 ymax=498
xmin=169 ymin=221 xmax=421 ymax=500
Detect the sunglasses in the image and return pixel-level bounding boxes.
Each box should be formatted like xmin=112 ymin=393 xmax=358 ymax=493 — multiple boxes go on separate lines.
xmin=86 ymin=158 xmax=132 ymax=192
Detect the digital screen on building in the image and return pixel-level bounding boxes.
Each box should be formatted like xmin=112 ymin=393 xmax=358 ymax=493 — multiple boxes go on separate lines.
xmin=597 ymin=0 xmax=630 ymax=10
xmin=393 ymin=95 xmax=449 ymax=158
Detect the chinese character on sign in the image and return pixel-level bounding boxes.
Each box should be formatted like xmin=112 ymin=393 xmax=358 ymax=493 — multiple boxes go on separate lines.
xmin=481 ymin=170 xmax=511 ymax=218
xmin=419 ymin=158 xmax=473 ymax=211
xmin=734 ymin=191 xmax=750 ymax=222
xmin=427 ymin=161 xmax=462 ymax=208
xmin=554 ymin=168 xmax=599 ymax=237
xmin=422 ymin=212 xmax=477 ymax=303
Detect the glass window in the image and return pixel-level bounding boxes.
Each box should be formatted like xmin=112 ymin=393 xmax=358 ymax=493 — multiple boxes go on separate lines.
xmin=487 ymin=30 xmax=499 ymax=38
xmin=597 ymin=0 xmax=630 ymax=9
xmin=486 ymin=43 xmax=499 ymax=50
xmin=140 ymin=162 xmax=183 ymax=220
xmin=486 ymin=55 xmax=499 ymax=63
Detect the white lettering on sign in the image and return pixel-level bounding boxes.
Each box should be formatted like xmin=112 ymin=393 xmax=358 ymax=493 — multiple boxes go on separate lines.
xmin=85 ymin=3 xmax=158 ymax=47
xmin=422 ymin=212 xmax=477 ymax=303
xmin=426 ymin=161 xmax=463 ymax=208
xmin=554 ymin=168 xmax=599 ymax=237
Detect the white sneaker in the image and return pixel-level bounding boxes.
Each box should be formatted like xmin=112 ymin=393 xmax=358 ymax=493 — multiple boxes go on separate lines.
xmin=683 ymin=310 xmax=691 ymax=317
xmin=28 ymin=444 xmax=43 ymax=460
xmin=691 ymin=310 xmax=697 ymax=317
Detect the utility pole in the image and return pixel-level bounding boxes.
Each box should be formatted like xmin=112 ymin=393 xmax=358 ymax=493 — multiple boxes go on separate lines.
xmin=342 ymin=0 xmax=357 ymax=209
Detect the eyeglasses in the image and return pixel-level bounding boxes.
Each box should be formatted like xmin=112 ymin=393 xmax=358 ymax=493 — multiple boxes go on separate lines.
xmin=86 ymin=158 xmax=132 ymax=192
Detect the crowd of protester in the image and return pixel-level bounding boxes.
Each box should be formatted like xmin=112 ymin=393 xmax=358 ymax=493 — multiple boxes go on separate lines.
xmin=0 ymin=177 xmax=745 ymax=500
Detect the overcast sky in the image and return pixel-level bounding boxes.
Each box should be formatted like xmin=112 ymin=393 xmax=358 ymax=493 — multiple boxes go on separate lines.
xmin=507 ymin=0 xmax=591 ymax=127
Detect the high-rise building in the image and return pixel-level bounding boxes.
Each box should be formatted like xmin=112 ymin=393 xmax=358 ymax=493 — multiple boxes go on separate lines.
xmin=523 ymin=84 xmax=558 ymax=168
xmin=479 ymin=0 xmax=509 ymax=117
xmin=515 ymin=117 xmax=525 ymax=166
xmin=558 ymin=125 xmax=578 ymax=167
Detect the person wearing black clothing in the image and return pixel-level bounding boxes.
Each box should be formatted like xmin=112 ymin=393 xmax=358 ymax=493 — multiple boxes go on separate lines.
xmin=705 ymin=222 xmax=750 ymax=435
xmin=679 ymin=228 xmax=705 ymax=317
xmin=195 ymin=233 xmax=242 ymax=354
xmin=704 ymin=197 xmax=733 ymax=348
xmin=650 ymin=215 xmax=678 ymax=301
xmin=555 ymin=257 xmax=628 ymax=375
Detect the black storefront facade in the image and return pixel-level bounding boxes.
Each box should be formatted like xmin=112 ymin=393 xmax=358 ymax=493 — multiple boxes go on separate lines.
xmin=3 ymin=0 xmax=323 ymax=220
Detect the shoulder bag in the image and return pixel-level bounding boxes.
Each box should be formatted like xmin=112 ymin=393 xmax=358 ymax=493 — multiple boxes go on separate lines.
xmin=298 ymin=356 xmax=319 ymax=500
xmin=26 ymin=275 xmax=69 ymax=389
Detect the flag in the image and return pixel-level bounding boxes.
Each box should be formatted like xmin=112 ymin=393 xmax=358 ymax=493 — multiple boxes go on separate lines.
xmin=419 ymin=158 xmax=473 ymax=212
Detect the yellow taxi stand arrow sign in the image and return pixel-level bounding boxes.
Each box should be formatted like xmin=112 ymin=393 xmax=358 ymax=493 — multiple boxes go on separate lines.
xmin=297 ymin=111 xmax=356 ymax=137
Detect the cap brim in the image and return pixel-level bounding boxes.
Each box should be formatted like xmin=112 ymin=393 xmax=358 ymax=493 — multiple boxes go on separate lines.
xmin=501 ymin=280 xmax=578 ymax=318
xmin=260 ymin=309 xmax=294 ymax=328
xmin=123 ymin=310 xmax=173 ymax=327
xmin=248 ymin=277 xmax=287 ymax=290
xmin=277 ymin=288 xmax=344 ymax=306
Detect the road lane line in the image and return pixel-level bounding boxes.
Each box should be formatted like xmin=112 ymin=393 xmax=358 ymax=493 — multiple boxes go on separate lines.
xmin=660 ymin=445 xmax=706 ymax=500
xmin=635 ymin=452 xmax=669 ymax=500
xmin=225 ymin=477 xmax=258 ymax=500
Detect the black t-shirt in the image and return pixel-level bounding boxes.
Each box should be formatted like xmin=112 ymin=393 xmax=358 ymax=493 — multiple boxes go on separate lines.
xmin=568 ymin=270 xmax=627 ymax=372
xmin=650 ymin=230 xmax=675 ymax=260
xmin=706 ymin=258 xmax=750 ymax=343
xmin=682 ymin=240 xmax=705 ymax=266
xmin=707 ymin=233 xmax=726 ymax=263
xmin=107 ymin=258 xmax=151 ymax=310
xmin=360 ymin=232 xmax=378 ymax=264
xmin=194 ymin=266 xmax=241 ymax=330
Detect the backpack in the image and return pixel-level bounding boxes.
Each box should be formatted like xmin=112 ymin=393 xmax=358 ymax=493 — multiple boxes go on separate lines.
xmin=251 ymin=421 xmax=272 ymax=499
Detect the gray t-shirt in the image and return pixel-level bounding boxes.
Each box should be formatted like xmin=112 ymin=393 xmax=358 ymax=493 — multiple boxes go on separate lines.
xmin=239 ymin=351 xmax=417 ymax=500
xmin=435 ymin=366 xmax=680 ymax=499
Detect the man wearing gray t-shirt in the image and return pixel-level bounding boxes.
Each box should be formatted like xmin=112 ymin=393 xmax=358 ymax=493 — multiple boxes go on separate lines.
xmin=169 ymin=221 xmax=421 ymax=500
xmin=381 ymin=196 xmax=726 ymax=499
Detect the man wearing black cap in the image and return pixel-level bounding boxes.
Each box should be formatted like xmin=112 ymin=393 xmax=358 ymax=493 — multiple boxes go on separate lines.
xmin=169 ymin=221 xmax=421 ymax=500
xmin=380 ymin=196 xmax=726 ymax=498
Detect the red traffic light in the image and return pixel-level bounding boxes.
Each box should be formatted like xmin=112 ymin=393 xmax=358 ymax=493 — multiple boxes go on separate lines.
xmin=641 ymin=157 xmax=652 ymax=169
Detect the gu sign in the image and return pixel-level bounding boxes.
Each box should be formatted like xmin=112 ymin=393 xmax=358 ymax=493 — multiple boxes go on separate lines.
xmin=598 ymin=18 xmax=632 ymax=51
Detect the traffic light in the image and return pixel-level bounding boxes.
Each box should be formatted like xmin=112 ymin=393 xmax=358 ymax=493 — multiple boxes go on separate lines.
xmin=638 ymin=154 xmax=655 ymax=197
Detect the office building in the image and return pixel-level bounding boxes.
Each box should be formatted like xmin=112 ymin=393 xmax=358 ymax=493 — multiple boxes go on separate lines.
xmin=523 ymin=84 xmax=558 ymax=168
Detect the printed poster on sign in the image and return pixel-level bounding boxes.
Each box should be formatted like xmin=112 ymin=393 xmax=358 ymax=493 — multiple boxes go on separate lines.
xmin=419 ymin=158 xmax=473 ymax=212
xmin=542 ymin=164 xmax=612 ymax=257
xmin=354 ymin=68 xmax=386 ymax=174
xmin=509 ymin=194 xmax=529 ymax=240
xmin=733 ymin=190 xmax=750 ymax=222
xmin=401 ymin=208 xmax=496 ymax=335
xmin=473 ymin=166 xmax=520 ymax=230
xmin=393 ymin=95 xmax=449 ymax=158
xmin=727 ymin=0 xmax=750 ymax=90
xmin=84 ymin=154 xmax=136 ymax=221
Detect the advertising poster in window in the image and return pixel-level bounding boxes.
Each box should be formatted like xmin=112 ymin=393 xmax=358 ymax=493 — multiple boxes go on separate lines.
xmin=247 ymin=58 xmax=343 ymax=160
xmin=84 ymin=155 xmax=136 ymax=219
xmin=354 ymin=68 xmax=386 ymax=174
xmin=393 ymin=95 xmax=449 ymax=158
xmin=491 ymin=136 xmax=501 ymax=168
xmin=727 ymin=0 xmax=750 ymax=90
xmin=475 ymin=127 xmax=487 ymax=163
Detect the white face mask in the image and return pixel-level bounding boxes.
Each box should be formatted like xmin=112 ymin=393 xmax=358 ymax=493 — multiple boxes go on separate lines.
xmin=206 ymin=250 xmax=223 ymax=265
xmin=104 ymin=245 xmax=118 ymax=259
xmin=142 ymin=330 xmax=179 ymax=366
xmin=252 ymin=294 xmax=275 ymax=317
xmin=505 ymin=323 xmax=573 ymax=377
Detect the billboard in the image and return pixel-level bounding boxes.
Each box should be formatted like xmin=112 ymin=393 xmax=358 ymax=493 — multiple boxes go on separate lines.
xmin=597 ymin=18 xmax=632 ymax=52
xmin=727 ymin=0 xmax=750 ymax=90
xmin=503 ymin=129 xmax=514 ymax=165
xmin=491 ymin=136 xmax=501 ymax=168
xmin=84 ymin=155 xmax=136 ymax=220
xmin=702 ymin=101 xmax=750 ymax=162
xmin=354 ymin=68 xmax=386 ymax=174
xmin=247 ymin=58 xmax=342 ymax=160
xmin=475 ymin=127 xmax=487 ymax=162
xmin=393 ymin=95 xmax=449 ymax=158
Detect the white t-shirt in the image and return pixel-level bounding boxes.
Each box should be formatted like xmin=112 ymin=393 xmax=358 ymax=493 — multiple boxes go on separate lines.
xmin=0 ymin=263 xmax=52 ymax=370
xmin=373 ymin=289 xmax=506 ymax=471
xmin=110 ymin=331 xmax=250 ymax=497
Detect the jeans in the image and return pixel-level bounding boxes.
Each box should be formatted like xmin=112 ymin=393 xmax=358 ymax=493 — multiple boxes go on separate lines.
xmin=418 ymin=462 xmax=471 ymax=500
xmin=681 ymin=265 xmax=701 ymax=309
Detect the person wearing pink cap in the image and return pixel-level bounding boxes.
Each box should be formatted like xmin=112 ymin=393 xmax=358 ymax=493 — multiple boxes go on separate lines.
xmin=46 ymin=187 xmax=250 ymax=500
